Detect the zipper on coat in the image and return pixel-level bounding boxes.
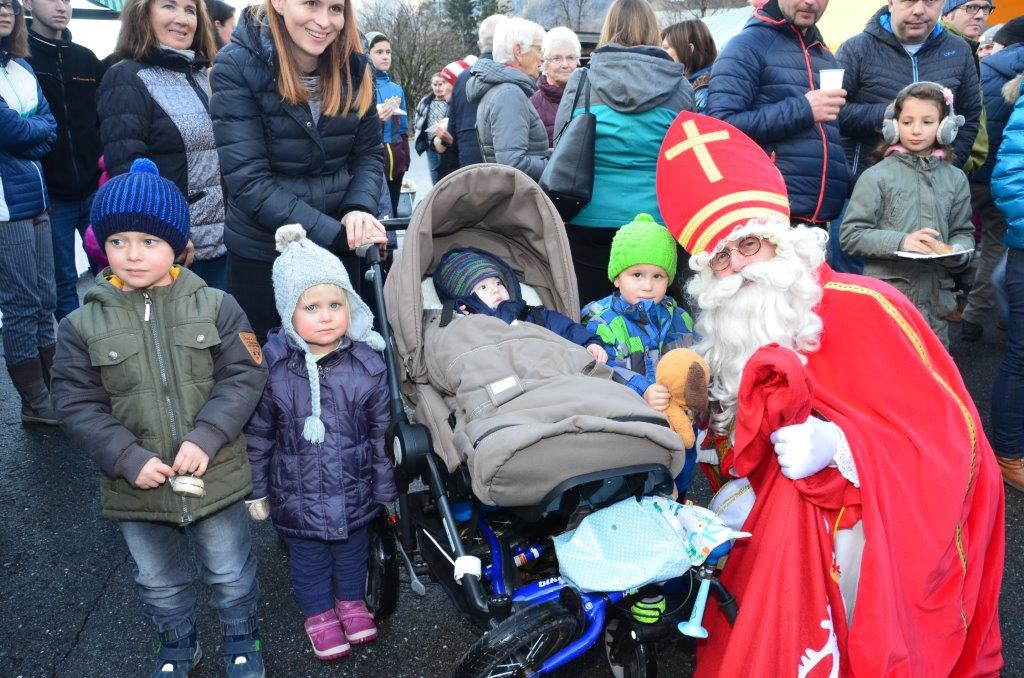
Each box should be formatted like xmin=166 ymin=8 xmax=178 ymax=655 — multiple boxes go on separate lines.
xmin=185 ymin=69 xmax=210 ymax=113
xmin=793 ymin=26 xmax=828 ymax=223
xmin=55 ymin=49 xmax=80 ymax=190
xmin=144 ymin=292 xmax=191 ymax=525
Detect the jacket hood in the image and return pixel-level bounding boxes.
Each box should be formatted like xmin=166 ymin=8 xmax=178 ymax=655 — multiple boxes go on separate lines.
xmin=466 ymin=58 xmax=536 ymax=103
xmin=748 ymin=0 xmax=828 ymax=48
xmin=1005 ymin=72 xmax=1023 ymax=104
xmin=85 ymin=266 xmax=206 ymax=307
xmin=587 ymin=44 xmax=686 ymax=112
xmin=985 ymin=43 xmax=1024 ymax=82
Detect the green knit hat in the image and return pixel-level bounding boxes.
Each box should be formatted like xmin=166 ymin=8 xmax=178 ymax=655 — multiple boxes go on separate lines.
xmin=607 ymin=213 xmax=678 ymax=282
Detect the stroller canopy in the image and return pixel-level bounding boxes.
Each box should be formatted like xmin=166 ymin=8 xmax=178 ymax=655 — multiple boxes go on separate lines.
xmin=384 ymin=164 xmax=580 ymax=386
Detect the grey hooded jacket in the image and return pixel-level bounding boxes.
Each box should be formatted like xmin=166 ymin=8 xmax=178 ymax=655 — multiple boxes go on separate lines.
xmin=467 ymin=59 xmax=550 ymax=181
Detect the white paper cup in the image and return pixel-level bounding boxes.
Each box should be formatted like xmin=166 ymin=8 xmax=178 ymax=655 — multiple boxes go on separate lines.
xmin=819 ymin=68 xmax=845 ymax=91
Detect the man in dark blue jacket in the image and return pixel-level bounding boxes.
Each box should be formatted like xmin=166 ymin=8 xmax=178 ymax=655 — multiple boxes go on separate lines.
xmin=837 ymin=1 xmax=982 ymax=179
xmin=707 ymin=0 xmax=849 ymax=226
xmin=961 ymin=18 xmax=1024 ymax=341
xmin=447 ymin=13 xmax=505 ymax=168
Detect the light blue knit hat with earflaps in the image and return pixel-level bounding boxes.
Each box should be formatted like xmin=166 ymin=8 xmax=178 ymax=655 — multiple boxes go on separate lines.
xmin=272 ymin=224 xmax=385 ymax=444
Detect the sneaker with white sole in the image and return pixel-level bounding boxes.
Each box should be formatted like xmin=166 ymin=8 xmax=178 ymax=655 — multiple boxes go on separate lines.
xmin=150 ymin=634 xmax=201 ymax=677
xmin=304 ymin=611 xmax=351 ymax=660
xmin=335 ymin=600 xmax=378 ymax=645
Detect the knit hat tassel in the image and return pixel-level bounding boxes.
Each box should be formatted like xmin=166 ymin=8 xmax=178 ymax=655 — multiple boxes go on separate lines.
xmin=302 ymin=353 xmax=327 ymax=444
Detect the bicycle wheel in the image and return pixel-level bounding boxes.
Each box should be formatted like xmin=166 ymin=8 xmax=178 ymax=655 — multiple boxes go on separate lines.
xmin=452 ymin=601 xmax=581 ymax=678
xmin=604 ymin=617 xmax=657 ymax=678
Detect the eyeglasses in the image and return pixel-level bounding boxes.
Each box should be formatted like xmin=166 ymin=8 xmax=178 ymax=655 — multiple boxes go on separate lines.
xmin=709 ymin=236 xmax=765 ymax=271
xmin=0 ymin=0 xmax=22 ymax=15
xmin=959 ymin=2 xmax=995 ymax=15
xmin=545 ymin=55 xmax=579 ymax=65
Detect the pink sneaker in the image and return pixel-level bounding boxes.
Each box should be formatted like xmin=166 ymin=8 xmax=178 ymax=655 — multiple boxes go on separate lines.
xmin=303 ymin=611 xmax=351 ymax=660
xmin=334 ymin=600 xmax=378 ymax=645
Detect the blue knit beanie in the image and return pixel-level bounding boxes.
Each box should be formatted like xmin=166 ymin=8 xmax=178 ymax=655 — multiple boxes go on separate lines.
xmin=90 ymin=158 xmax=190 ymax=255
xmin=942 ymin=0 xmax=969 ymax=14
xmin=434 ymin=248 xmax=509 ymax=301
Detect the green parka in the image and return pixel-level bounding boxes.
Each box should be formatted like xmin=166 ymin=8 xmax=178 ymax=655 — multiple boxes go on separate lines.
xmin=51 ymin=266 xmax=268 ymax=524
xmin=839 ymin=151 xmax=974 ymax=341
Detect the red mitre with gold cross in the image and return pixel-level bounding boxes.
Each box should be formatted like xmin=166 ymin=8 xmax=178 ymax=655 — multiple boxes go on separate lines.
xmin=656 ymin=111 xmax=790 ymax=256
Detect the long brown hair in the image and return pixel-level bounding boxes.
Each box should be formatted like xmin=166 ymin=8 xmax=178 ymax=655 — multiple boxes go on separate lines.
xmin=661 ymin=20 xmax=717 ymax=76
xmin=115 ymin=0 xmax=217 ymax=62
xmin=263 ymin=0 xmax=372 ymax=118
xmin=0 ymin=7 xmax=29 ymax=58
xmin=598 ymin=0 xmax=660 ymax=48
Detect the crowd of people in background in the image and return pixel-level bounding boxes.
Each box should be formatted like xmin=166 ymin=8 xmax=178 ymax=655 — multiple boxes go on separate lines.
xmin=2 ymin=0 xmax=1024 ymax=673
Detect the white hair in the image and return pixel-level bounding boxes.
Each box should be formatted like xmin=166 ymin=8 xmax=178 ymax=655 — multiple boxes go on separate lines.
xmin=542 ymin=26 xmax=582 ymax=59
xmin=492 ymin=17 xmax=546 ymax=65
xmin=686 ymin=222 xmax=828 ymax=435
xmin=478 ymin=14 xmax=508 ymax=52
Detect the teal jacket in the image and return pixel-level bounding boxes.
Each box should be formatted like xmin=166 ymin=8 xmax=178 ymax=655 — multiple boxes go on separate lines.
xmin=552 ymin=45 xmax=694 ymax=229
xmin=993 ymin=75 xmax=1024 ymax=250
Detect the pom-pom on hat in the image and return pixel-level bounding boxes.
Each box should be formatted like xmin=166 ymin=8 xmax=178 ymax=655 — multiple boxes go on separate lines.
xmin=272 ymin=224 xmax=384 ymax=443
xmin=607 ymin=213 xmax=678 ymax=282
xmin=656 ymin=111 xmax=790 ymax=257
xmin=434 ymin=247 xmax=509 ymax=301
xmin=441 ymin=55 xmax=478 ymax=85
xmin=90 ymin=157 xmax=191 ymax=255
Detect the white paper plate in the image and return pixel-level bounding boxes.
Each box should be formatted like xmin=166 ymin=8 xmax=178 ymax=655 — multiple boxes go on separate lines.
xmin=895 ymin=248 xmax=974 ymax=259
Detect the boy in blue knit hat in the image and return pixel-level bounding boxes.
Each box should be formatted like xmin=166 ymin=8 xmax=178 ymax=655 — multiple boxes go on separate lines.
xmin=49 ymin=159 xmax=269 ymax=678
xmin=434 ymin=246 xmax=608 ymax=362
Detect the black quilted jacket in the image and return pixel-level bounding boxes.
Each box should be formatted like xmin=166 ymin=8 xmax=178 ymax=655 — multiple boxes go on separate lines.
xmin=209 ymin=8 xmax=384 ymax=262
xmin=837 ymin=7 xmax=982 ymax=180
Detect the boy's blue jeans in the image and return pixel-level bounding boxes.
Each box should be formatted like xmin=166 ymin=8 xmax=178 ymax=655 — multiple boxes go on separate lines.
xmin=48 ymin=196 xmax=93 ymax=321
xmin=118 ymin=501 xmax=260 ymax=643
xmin=992 ymin=248 xmax=1024 ymax=461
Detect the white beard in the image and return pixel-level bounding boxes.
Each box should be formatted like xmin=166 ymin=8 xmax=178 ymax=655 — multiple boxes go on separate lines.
xmin=688 ymin=236 xmax=825 ymax=436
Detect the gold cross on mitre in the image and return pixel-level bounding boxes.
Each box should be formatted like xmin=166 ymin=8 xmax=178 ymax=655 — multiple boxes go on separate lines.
xmin=664 ymin=119 xmax=730 ymax=183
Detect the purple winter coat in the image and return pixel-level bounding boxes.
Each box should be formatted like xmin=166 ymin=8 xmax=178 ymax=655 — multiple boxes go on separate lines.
xmin=530 ymin=74 xmax=564 ymax=146
xmin=245 ymin=330 xmax=398 ymax=541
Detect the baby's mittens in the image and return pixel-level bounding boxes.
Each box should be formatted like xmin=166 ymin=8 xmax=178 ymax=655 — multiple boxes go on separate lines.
xmin=246 ymin=497 xmax=270 ymax=521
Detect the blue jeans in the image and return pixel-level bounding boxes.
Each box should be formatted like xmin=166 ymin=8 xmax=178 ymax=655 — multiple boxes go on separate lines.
xmin=189 ymin=255 xmax=227 ymax=291
xmin=992 ymin=248 xmax=1024 ymax=460
xmin=284 ymin=528 xmax=369 ymax=617
xmin=427 ymin=148 xmax=440 ymax=184
xmin=49 ymin=195 xmax=93 ymax=320
xmin=0 ymin=213 xmax=57 ymax=363
xmin=119 ymin=501 xmax=260 ymax=642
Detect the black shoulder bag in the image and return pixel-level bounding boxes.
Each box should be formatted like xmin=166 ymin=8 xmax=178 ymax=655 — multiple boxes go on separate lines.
xmin=539 ymin=68 xmax=595 ymax=222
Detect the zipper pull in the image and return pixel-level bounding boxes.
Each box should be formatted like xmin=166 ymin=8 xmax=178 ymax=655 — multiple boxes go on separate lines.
xmin=143 ymin=293 xmax=152 ymax=322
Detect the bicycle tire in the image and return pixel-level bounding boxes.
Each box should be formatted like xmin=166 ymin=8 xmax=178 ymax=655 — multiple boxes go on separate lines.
xmin=451 ymin=601 xmax=581 ymax=678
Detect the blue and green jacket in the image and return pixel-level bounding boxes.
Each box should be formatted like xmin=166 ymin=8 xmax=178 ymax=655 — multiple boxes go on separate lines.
xmin=373 ymin=69 xmax=407 ymax=143
xmin=582 ymin=293 xmax=695 ymax=397
xmin=552 ymin=45 xmax=694 ymax=228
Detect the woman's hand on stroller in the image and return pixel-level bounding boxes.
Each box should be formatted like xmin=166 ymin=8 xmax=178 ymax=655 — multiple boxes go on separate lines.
xmin=586 ymin=343 xmax=608 ymax=364
xmin=341 ymin=211 xmax=389 ymax=251
xmin=643 ymin=383 xmax=671 ymax=412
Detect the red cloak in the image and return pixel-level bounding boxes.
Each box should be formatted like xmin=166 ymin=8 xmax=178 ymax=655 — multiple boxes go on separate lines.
xmin=696 ymin=265 xmax=1004 ymax=677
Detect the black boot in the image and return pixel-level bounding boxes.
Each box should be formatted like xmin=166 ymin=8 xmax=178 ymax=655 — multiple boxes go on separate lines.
xmin=38 ymin=343 xmax=56 ymax=387
xmin=7 ymin=357 xmax=59 ymax=425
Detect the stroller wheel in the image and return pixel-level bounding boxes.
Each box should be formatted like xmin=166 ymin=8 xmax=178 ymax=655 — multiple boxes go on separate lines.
xmin=365 ymin=513 xmax=400 ymax=622
xmin=452 ymin=601 xmax=580 ymax=678
xmin=604 ymin=618 xmax=657 ymax=678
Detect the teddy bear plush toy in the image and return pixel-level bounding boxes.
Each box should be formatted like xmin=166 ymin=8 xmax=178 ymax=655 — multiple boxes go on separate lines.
xmin=654 ymin=348 xmax=710 ymax=448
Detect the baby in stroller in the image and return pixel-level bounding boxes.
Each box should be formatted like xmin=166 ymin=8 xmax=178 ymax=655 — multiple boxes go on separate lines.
xmin=433 ymin=246 xmax=608 ymax=364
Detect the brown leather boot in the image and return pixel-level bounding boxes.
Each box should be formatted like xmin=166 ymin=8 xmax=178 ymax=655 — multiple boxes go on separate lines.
xmin=997 ymin=456 xmax=1024 ymax=493
xmin=38 ymin=343 xmax=56 ymax=387
xmin=6 ymin=357 xmax=58 ymax=425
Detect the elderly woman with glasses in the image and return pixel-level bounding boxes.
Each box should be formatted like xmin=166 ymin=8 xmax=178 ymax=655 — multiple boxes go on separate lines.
xmin=531 ymin=26 xmax=580 ymax=145
xmin=466 ymin=17 xmax=549 ymax=181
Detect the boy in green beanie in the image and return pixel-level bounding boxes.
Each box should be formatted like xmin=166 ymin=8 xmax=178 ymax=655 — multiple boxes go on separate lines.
xmin=582 ymin=213 xmax=696 ymax=405
xmin=582 ymin=213 xmax=698 ymax=494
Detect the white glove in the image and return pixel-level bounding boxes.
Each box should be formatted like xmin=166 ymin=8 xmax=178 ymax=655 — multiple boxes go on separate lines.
xmin=246 ymin=497 xmax=270 ymax=521
xmin=769 ymin=416 xmax=841 ymax=481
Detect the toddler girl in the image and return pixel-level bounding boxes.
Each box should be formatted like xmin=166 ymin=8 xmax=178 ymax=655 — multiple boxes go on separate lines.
xmin=245 ymin=225 xmax=397 ymax=661
xmin=840 ymin=81 xmax=974 ymax=347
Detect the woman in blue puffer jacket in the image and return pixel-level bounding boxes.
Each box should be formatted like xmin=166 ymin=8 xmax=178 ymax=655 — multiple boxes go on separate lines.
xmin=990 ymin=72 xmax=1024 ymax=492
xmin=366 ymin=32 xmax=409 ymax=217
xmin=0 ymin=3 xmax=59 ymax=426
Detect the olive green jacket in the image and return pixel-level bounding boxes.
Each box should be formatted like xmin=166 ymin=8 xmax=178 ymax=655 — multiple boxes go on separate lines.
xmin=51 ymin=267 xmax=268 ymax=524
xmin=839 ymin=151 xmax=974 ymax=320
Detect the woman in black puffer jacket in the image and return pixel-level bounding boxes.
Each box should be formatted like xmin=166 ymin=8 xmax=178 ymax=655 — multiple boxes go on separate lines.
xmin=98 ymin=0 xmax=227 ymax=288
xmin=210 ymin=2 xmax=384 ymax=340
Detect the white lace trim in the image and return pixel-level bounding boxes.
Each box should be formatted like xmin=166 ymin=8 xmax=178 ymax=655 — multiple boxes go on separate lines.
xmin=831 ymin=425 xmax=859 ymax=487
